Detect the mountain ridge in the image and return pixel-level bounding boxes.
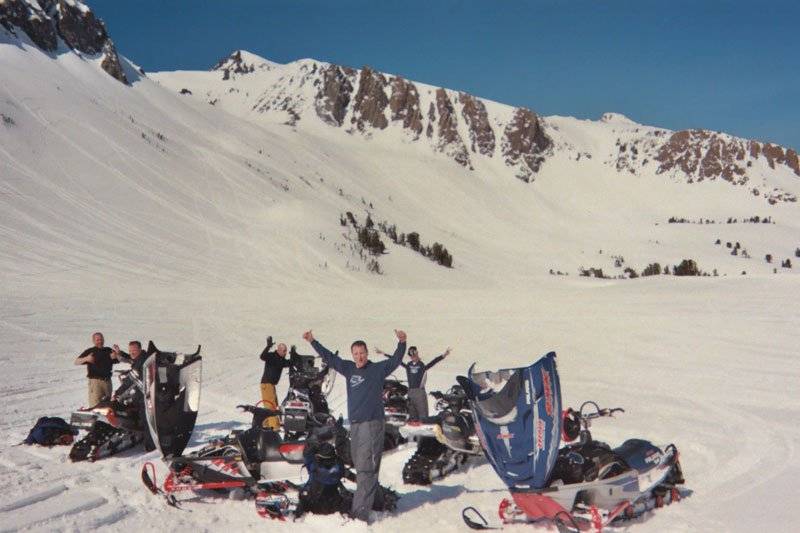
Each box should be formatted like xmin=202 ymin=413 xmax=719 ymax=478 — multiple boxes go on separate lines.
xmin=155 ymin=49 xmax=799 ymax=199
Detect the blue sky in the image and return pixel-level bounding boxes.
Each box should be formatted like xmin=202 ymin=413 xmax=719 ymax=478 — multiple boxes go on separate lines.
xmin=90 ymin=0 xmax=799 ymax=150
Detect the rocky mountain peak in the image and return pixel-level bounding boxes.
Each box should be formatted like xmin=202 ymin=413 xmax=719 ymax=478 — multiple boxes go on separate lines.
xmin=212 ymin=50 xmax=275 ymax=80
xmin=600 ymin=112 xmax=638 ymax=125
xmin=0 ymin=0 xmax=128 ymax=83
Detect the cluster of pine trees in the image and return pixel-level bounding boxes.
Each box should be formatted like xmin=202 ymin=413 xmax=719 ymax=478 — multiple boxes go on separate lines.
xmin=339 ymin=212 xmax=455 ymax=269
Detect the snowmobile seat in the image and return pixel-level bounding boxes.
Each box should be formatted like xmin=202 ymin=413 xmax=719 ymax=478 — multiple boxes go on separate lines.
xmin=613 ymin=438 xmax=662 ymax=472
xmin=257 ymin=429 xmax=286 ymax=462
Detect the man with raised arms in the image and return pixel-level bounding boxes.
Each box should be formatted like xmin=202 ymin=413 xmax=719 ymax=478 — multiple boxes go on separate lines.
xmin=302 ymin=328 xmax=406 ymax=523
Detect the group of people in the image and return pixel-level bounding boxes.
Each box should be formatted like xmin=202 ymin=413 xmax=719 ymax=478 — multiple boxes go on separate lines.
xmin=73 ymin=332 xmax=145 ymax=406
xmin=74 ymin=329 xmax=452 ymax=523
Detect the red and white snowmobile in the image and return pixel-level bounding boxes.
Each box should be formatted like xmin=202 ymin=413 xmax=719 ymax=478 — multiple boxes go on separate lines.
xmin=140 ymin=403 xmax=345 ymax=508
xmin=458 ymin=353 xmax=685 ymax=532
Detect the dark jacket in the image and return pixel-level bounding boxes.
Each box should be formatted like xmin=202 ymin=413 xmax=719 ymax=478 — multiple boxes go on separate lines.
xmin=311 ymin=340 xmax=405 ymax=423
xmin=260 ymin=344 xmax=294 ymax=384
xmin=387 ymin=353 xmax=445 ymax=389
xmin=78 ymin=347 xmax=117 ymax=379
xmin=117 ymin=351 xmax=145 ymax=378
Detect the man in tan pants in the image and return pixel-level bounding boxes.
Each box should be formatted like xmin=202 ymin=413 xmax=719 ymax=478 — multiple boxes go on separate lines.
xmin=74 ymin=332 xmax=120 ymax=406
xmin=259 ymin=336 xmax=293 ymax=430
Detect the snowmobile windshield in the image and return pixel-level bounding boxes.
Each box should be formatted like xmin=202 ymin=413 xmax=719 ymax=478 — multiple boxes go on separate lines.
xmin=473 ymin=370 xmax=522 ymax=424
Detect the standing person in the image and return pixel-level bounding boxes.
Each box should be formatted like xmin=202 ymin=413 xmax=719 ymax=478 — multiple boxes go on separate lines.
xmin=259 ymin=336 xmax=293 ymax=430
xmin=111 ymin=340 xmax=156 ymax=451
xmin=74 ymin=332 xmax=119 ymax=407
xmin=378 ymin=345 xmax=451 ymax=421
xmin=111 ymin=340 xmax=145 ymax=378
xmin=303 ymin=328 xmax=406 ymax=523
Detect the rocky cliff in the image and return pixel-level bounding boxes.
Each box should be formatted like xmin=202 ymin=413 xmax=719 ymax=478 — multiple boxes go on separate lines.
xmin=0 ymin=0 xmax=128 ymax=83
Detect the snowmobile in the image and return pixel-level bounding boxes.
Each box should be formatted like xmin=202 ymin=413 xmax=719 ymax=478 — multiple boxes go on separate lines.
xmin=141 ymin=403 xmax=348 ymax=505
xmin=256 ymin=440 xmax=400 ymax=521
xmin=69 ymin=341 xmax=200 ymax=462
xmin=401 ymin=384 xmax=483 ymax=485
xmin=69 ymin=365 xmax=152 ymax=461
xmin=380 ymin=376 xmax=411 ymax=452
xmin=279 ymin=347 xmax=334 ymax=438
xmin=458 ymin=352 xmax=685 ymax=532
xmin=383 ymin=377 xmax=410 ymax=426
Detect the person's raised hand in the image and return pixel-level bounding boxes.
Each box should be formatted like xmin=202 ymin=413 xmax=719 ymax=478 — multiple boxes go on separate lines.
xmin=302 ymin=330 xmax=314 ymax=343
xmin=395 ymin=329 xmax=407 ymax=343
xmin=444 ymin=347 xmax=451 ymax=357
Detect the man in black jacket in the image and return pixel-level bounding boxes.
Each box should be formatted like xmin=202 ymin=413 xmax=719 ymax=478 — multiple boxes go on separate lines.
xmin=74 ymin=332 xmax=120 ymax=407
xmin=259 ymin=336 xmax=293 ymax=430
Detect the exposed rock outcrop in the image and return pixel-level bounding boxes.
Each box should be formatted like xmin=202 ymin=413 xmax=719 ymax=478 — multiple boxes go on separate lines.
xmin=655 ymin=130 xmax=800 ymax=183
xmin=314 ymin=65 xmax=355 ymax=127
xmin=433 ymin=89 xmax=470 ymax=168
xmin=0 ymin=0 xmax=128 ymax=84
xmin=756 ymin=142 xmax=800 ymax=176
xmin=388 ymin=76 xmax=423 ymax=138
xmin=350 ymin=67 xmax=388 ymax=131
xmin=460 ymin=92 xmax=495 ymax=156
xmin=501 ymin=108 xmax=551 ymax=181
xmin=0 ymin=0 xmax=57 ymax=50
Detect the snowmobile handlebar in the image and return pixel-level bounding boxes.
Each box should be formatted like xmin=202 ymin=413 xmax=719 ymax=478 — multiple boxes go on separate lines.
xmin=237 ymin=404 xmax=336 ymax=429
xmin=578 ymin=401 xmax=624 ymax=420
xmin=237 ymin=404 xmax=281 ymax=417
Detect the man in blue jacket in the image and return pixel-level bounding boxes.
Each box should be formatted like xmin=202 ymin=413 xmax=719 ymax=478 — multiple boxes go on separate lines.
xmin=303 ymin=328 xmax=406 ymax=523
xmin=378 ymin=344 xmax=451 ymax=421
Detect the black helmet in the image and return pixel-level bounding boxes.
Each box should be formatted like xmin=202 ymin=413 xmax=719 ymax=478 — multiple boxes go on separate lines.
xmin=314 ymin=442 xmax=337 ymax=468
xmin=562 ymin=409 xmax=581 ymax=442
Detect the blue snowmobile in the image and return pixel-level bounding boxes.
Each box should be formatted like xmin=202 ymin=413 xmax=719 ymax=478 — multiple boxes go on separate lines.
xmin=458 ymin=352 xmax=685 ymax=532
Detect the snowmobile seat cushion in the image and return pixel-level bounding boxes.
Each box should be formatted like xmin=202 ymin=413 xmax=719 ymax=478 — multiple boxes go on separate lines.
xmin=256 ymin=429 xmax=285 ymax=462
xmin=613 ymin=438 xmax=662 ymax=471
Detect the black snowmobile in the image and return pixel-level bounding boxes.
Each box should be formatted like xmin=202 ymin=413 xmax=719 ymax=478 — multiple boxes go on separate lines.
xmin=279 ymin=347 xmax=334 ymax=438
xmin=401 ymin=384 xmax=483 ymax=485
xmin=459 ymin=353 xmax=685 ymax=532
xmin=70 ymin=341 xmax=200 ymax=462
xmin=382 ymin=376 xmax=410 ymax=451
xmin=69 ymin=368 xmax=147 ymax=462
xmin=255 ymin=437 xmax=399 ymax=521
xmin=141 ymin=403 xmax=348 ymax=505
xmin=383 ymin=377 xmax=410 ymax=426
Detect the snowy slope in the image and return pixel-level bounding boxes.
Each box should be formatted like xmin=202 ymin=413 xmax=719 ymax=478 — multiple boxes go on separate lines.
xmin=2 ymin=7 xmax=800 ymax=533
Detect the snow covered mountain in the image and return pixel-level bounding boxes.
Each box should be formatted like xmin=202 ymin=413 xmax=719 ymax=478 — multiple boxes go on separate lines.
xmin=2 ymin=4 xmax=800 ymax=533
xmin=3 ymin=15 xmax=799 ymax=290
xmin=158 ymin=49 xmax=800 ymax=201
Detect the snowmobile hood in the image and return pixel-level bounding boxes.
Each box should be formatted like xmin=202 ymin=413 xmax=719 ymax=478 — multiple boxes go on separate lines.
xmin=143 ymin=341 xmax=202 ymax=459
xmin=461 ymin=352 xmax=562 ymax=490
